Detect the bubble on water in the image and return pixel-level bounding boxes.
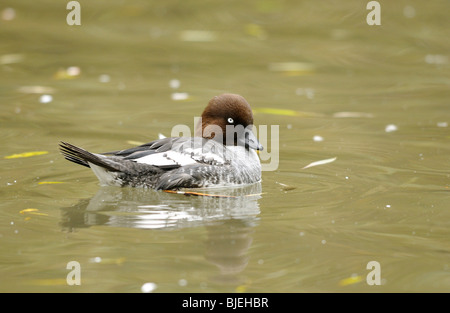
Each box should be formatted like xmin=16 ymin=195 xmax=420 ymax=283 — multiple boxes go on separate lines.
xmin=295 ymin=87 xmax=315 ymax=99
xmin=99 ymin=74 xmax=110 ymax=83
xmin=385 ymin=124 xmax=398 ymax=133
xmin=313 ymin=135 xmax=323 ymax=142
xmin=1 ymin=8 xmax=16 ymax=21
xmin=171 ymin=92 xmax=189 ymax=101
xmin=89 ymin=257 xmax=102 ymax=263
xmin=299 ymin=231 xmax=305 ymax=237
xmin=257 ymin=259 xmax=264 ymax=265
xmin=178 ymin=279 xmax=188 ymax=287
xmin=425 ymin=54 xmax=448 ymax=65
xmin=321 ymin=240 xmax=327 ymax=244
xmin=141 ymin=282 xmax=157 ymax=293
xmin=437 ymin=122 xmax=448 ymax=128
xmin=66 ymin=66 xmax=81 ymax=76
xmin=403 ymin=6 xmax=416 ymax=18
xmin=39 ymin=94 xmax=53 ymax=104
xmin=169 ymin=79 xmax=180 ymax=89
xmin=180 ymin=30 xmax=217 ymax=42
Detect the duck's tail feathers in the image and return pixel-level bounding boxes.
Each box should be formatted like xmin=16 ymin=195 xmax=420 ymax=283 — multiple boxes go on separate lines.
xmin=59 ymin=141 xmax=119 ymax=172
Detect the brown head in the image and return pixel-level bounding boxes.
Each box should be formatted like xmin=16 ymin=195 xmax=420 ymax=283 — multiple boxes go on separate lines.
xmin=195 ymin=94 xmax=263 ymax=150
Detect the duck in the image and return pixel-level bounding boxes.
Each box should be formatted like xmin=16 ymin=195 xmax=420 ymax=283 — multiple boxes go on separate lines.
xmin=59 ymin=93 xmax=263 ymax=190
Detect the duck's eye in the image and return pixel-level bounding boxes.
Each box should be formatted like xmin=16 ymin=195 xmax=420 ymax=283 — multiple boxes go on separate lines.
xmin=227 ymin=117 xmax=234 ymax=124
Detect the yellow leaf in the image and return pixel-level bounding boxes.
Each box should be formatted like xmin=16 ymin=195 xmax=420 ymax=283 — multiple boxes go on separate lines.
xmin=20 ymin=208 xmax=39 ymax=214
xmin=253 ymin=108 xmax=323 ymax=117
xmin=268 ymin=62 xmax=315 ymax=74
xmin=19 ymin=208 xmax=48 ymax=216
xmin=4 ymin=151 xmax=48 ymax=159
xmin=53 ymin=66 xmax=81 ymax=80
xmin=253 ymin=108 xmax=299 ymax=117
xmin=339 ymin=275 xmax=363 ymax=287
xmin=244 ymin=23 xmax=267 ymax=39
xmin=17 ymin=85 xmax=55 ymax=94
xmin=127 ymin=140 xmax=145 ymax=146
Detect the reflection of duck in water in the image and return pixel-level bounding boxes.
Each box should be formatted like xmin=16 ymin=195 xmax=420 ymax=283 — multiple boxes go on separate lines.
xmin=59 ymin=94 xmax=263 ymax=190
xmin=60 ymin=183 xmax=261 ymax=284
xmin=60 ymin=183 xmax=261 ymax=230
xmin=205 ymin=219 xmax=255 ymax=285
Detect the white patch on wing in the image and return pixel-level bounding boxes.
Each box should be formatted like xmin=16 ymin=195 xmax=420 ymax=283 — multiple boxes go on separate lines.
xmin=134 ymin=150 xmax=197 ymax=167
xmin=134 ymin=147 xmax=227 ymax=167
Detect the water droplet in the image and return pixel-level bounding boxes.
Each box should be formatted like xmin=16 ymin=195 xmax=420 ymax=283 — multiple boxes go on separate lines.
xmin=1 ymin=8 xmax=16 ymax=21
xmin=385 ymin=124 xmax=398 ymax=133
xmin=403 ymin=6 xmax=416 ymax=18
xmin=313 ymin=135 xmax=323 ymax=142
xmin=66 ymin=66 xmax=81 ymax=76
xmin=39 ymin=94 xmax=53 ymax=104
xmin=169 ymin=79 xmax=180 ymax=89
xmin=141 ymin=282 xmax=157 ymax=293
xmin=171 ymin=92 xmax=189 ymax=101
xmin=99 ymin=74 xmax=110 ymax=83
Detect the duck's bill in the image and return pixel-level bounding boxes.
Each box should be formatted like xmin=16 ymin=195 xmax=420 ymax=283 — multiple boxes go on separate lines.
xmin=243 ymin=129 xmax=264 ymax=151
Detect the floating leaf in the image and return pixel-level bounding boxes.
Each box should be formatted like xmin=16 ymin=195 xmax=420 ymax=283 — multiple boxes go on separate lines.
xmin=244 ymin=23 xmax=267 ymax=39
xmin=17 ymin=86 xmax=55 ymax=94
xmin=19 ymin=208 xmax=48 ymax=216
xmin=20 ymin=208 xmax=39 ymax=214
xmin=333 ymin=112 xmax=374 ymax=118
xmin=171 ymin=92 xmax=190 ymax=101
xmin=1 ymin=53 xmax=24 ymax=65
xmin=253 ymin=108 xmax=323 ymax=117
xmin=235 ymin=285 xmax=247 ymax=293
xmin=302 ymin=157 xmax=337 ymax=169
xmin=180 ymin=30 xmax=217 ymax=42
xmin=385 ymin=124 xmax=398 ymax=133
xmin=4 ymin=151 xmax=48 ymax=159
xmin=254 ymin=108 xmax=298 ymax=117
xmin=268 ymin=62 xmax=315 ymax=75
xmin=127 ymin=140 xmax=145 ymax=146
xmin=339 ymin=275 xmax=363 ymax=287
xmin=53 ymin=66 xmax=81 ymax=80
xmin=38 ymin=181 xmax=64 ymax=185
xmin=276 ymin=182 xmax=296 ymax=191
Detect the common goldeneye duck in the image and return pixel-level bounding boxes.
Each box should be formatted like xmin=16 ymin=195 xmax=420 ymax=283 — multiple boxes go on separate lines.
xmin=60 ymin=93 xmax=263 ymax=190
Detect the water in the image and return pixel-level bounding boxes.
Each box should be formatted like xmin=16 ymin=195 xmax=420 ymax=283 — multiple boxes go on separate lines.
xmin=1 ymin=0 xmax=449 ymax=292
